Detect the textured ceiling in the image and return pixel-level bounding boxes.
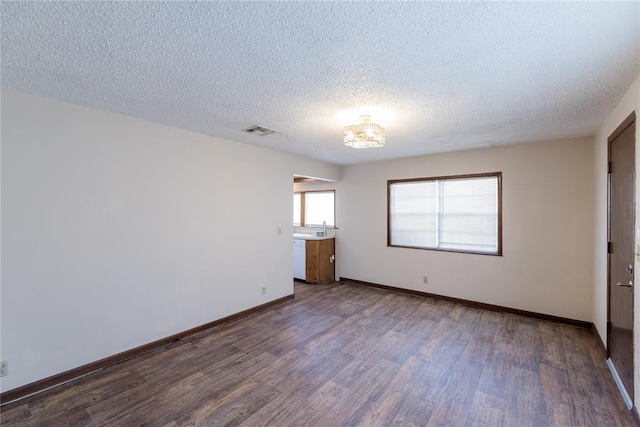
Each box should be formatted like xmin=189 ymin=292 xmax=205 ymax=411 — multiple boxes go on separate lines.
xmin=2 ymin=2 xmax=639 ymax=166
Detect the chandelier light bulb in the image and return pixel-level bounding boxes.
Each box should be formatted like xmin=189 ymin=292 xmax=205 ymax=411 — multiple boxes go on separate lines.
xmin=343 ymin=115 xmax=385 ymax=149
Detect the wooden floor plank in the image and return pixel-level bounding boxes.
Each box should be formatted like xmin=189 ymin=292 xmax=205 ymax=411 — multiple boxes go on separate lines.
xmin=1 ymin=281 xmax=636 ymax=426
xmin=465 ymin=390 xmax=505 ymax=426
xmin=504 ymin=366 xmax=545 ymax=426
xmin=426 ymin=359 xmax=485 ymax=426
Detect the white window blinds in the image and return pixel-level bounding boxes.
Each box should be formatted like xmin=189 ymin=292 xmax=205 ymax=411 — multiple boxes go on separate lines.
xmin=389 ymin=174 xmax=501 ymax=255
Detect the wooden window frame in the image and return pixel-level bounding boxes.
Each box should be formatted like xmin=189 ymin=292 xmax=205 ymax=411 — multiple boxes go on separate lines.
xmin=294 ymin=190 xmax=336 ymax=227
xmin=387 ymin=172 xmax=503 ymax=256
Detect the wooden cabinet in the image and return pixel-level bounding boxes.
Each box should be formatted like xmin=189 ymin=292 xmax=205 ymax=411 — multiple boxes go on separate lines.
xmin=305 ymin=238 xmax=335 ymax=284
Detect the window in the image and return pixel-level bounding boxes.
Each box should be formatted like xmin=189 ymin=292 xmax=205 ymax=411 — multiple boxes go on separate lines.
xmin=293 ymin=193 xmax=301 ymax=226
xmin=294 ymin=190 xmax=335 ymax=227
xmin=388 ymin=172 xmax=501 ymax=255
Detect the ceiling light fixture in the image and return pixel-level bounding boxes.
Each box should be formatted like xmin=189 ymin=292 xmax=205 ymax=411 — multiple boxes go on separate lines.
xmin=344 ymin=115 xmax=385 ymax=149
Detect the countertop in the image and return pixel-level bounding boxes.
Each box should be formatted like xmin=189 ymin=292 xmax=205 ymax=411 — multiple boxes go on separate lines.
xmin=293 ymin=233 xmax=335 ymax=241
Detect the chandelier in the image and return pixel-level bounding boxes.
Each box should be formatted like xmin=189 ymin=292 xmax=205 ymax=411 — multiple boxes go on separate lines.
xmin=344 ymin=115 xmax=385 ymax=148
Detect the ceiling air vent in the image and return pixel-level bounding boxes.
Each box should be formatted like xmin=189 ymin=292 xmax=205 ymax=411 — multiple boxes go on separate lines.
xmin=242 ymin=125 xmax=276 ymax=136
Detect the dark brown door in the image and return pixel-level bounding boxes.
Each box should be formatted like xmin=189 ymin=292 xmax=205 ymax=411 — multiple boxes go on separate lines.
xmin=608 ymin=113 xmax=636 ymax=401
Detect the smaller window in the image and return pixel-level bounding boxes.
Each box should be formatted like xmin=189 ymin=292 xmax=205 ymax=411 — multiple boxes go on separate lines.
xmin=293 ymin=193 xmax=302 ymax=226
xmin=294 ymin=190 xmax=335 ymax=227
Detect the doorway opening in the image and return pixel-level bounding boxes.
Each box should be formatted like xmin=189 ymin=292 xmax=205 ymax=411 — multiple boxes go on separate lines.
xmin=292 ymin=175 xmax=337 ymax=292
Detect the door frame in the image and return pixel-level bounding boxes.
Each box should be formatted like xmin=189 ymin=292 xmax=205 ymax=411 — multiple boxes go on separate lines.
xmin=606 ymin=111 xmax=636 ymax=407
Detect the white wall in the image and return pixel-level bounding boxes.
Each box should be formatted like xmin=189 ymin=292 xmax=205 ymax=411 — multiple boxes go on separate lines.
xmin=337 ymin=137 xmax=595 ymax=321
xmin=0 ymin=89 xmax=340 ymax=392
xmin=593 ymin=73 xmax=640 ymax=401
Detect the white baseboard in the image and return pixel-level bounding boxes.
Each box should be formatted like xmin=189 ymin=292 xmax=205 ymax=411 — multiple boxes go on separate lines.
xmin=607 ymin=358 xmax=633 ymax=410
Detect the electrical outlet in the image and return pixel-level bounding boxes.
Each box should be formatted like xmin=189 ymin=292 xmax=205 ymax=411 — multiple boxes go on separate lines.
xmin=0 ymin=360 xmax=8 ymax=377
xmin=261 ymin=287 xmax=267 ymax=295
xmin=423 ymin=276 xmax=429 ymax=284
xmin=277 ymin=226 xmax=282 ymax=235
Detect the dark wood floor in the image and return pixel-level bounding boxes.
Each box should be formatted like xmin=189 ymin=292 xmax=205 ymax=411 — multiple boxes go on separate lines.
xmin=1 ymin=281 xmax=636 ymax=426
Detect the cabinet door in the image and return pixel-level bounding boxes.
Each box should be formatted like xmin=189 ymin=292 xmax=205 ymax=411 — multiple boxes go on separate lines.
xmin=305 ymin=240 xmax=318 ymax=283
xmin=317 ymin=238 xmax=335 ymax=284
xmin=305 ymin=239 xmax=335 ymax=284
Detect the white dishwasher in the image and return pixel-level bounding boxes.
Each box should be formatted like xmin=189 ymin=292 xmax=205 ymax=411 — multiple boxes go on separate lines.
xmin=293 ymin=239 xmax=306 ymax=280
